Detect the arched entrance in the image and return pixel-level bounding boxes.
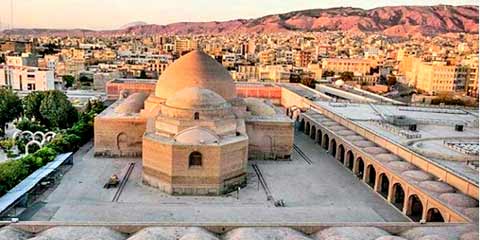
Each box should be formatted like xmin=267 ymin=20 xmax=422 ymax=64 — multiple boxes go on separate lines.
xmin=305 ymin=122 xmax=310 ymax=136
xmin=322 ymin=134 xmax=329 ymax=150
xmin=316 ymin=129 xmax=323 ymax=145
xmin=311 ymin=125 xmax=316 ymax=140
xmin=355 ymin=157 xmax=365 ymax=179
xmin=426 ymin=208 xmax=445 ymax=222
xmin=299 ymin=119 xmax=305 ymax=132
xmin=330 ymin=139 xmax=337 ymax=158
xmin=407 ymin=194 xmax=424 ymax=222
xmin=366 ymin=165 xmax=376 ymax=188
xmin=117 ymin=132 xmax=129 ymax=152
xmin=346 ymin=151 xmax=354 ymax=171
xmin=378 ymin=173 xmax=389 ymax=198
xmin=338 ymin=145 xmax=345 ymax=164
xmin=391 ymin=183 xmax=405 ymax=211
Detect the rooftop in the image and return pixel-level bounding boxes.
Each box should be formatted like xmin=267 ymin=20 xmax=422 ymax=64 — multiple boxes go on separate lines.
xmin=314 ymin=101 xmax=479 ymax=183
xmin=165 ymin=87 xmax=228 ymax=110
xmin=0 ymin=224 xmax=478 ymax=240
xmin=155 ymin=50 xmax=237 ymax=100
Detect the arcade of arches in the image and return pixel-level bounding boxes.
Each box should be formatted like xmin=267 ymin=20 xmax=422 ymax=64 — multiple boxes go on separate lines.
xmin=288 ymin=109 xmax=479 ymax=223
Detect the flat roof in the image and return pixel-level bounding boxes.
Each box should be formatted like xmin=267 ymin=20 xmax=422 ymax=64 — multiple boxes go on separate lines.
xmin=110 ymin=78 xmax=157 ymax=84
xmin=314 ymin=101 xmax=479 ymax=183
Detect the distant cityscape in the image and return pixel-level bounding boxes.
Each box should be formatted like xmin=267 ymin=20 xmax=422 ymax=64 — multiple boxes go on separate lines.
xmin=0 ymin=26 xmax=478 ymax=105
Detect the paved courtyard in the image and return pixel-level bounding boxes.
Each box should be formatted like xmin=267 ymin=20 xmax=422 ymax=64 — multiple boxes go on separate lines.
xmin=26 ymin=131 xmax=408 ymax=223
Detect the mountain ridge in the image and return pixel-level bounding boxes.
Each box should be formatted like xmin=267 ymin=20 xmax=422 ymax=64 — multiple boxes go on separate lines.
xmin=2 ymin=5 xmax=478 ymax=37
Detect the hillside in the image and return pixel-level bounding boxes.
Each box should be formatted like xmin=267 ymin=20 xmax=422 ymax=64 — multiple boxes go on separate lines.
xmin=2 ymin=5 xmax=478 ymax=36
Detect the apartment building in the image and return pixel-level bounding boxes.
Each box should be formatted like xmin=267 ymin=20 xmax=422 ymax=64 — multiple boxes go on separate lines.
xmin=462 ymin=55 xmax=479 ymax=97
xmin=414 ymin=62 xmax=468 ymax=94
xmin=175 ymin=39 xmax=198 ymax=54
xmin=466 ymin=67 xmax=478 ymax=97
xmin=234 ymin=65 xmax=258 ymax=82
xmin=294 ymin=50 xmax=312 ymax=67
xmin=258 ymin=49 xmax=276 ymax=66
xmin=322 ymin=58 xmax=374 ymax=75
xmin=0 ymin=40 xmax=33 ymax=53
xmin=258 ymin=65 xmax=290 ymax=83
xmin=0 ymin=65 xmax=55 ymax=91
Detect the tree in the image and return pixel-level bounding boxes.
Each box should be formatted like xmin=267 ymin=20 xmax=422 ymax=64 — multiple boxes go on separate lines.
xmin=39 ymin=90 xmax=78 ymax=129
xmin=301 ymin=77 xmax=316 ymax=89
xmin=62 ymin=75 xmax=75 ymax=88
xmin=0 ymin=89 xmax=23 ymax=136
xmin=79 ymin=75 xmax=93 ymax=87
xmin=0 ymin=159 xmax=29 ymax=195
xmin=387 ymin=75 xmax=397 ymax=86
xmin=15 ymin=118 xmax=47 ymax=133
xmin=23 ymin=91 xmax=46 ymax=122
xmin=340 ymin=71 xmax=354 ymax=81
xmin=322 ymin=70 xmax=335 ymax=78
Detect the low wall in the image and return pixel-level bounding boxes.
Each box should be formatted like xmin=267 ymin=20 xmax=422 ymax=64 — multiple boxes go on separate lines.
xmin=94 ymin=117 xmax=146 ymax=157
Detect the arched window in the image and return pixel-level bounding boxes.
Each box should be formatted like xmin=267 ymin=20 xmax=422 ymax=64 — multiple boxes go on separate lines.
xmin=194 ymin=112 xmax=200 ymax=120
xmin=391 ymin=183 xmax=405 ymax=211
xmin=189 ymin=151 xmax=202 ymax=167
xmin=407 ymin=194 xmax=424 ymax=222
xmin=426 ymin=208 xmax=445 ymax=222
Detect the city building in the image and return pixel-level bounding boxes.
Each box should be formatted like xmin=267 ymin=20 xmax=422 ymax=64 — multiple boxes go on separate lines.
xmin=294 ymin=50 xmax=312 ymax=67
xmin=410 ymin=61 xmax=469 ymax=95
xmin=0 ymin=65 xmax=55 ymax=91
xmin=258 ymin=65 xmax=291 ymax=83
xmin=322 ymin=58 xmax=375 ymax=75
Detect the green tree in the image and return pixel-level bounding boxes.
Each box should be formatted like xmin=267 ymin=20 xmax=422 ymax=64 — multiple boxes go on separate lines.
xmin=387 ymin=75 xmax=397 ymax=86
xmin=79 ymin=75 xmax=92 ymax=83
xmin=39 ymin=90 xmax=78 ymax=129
xmin=322 ymin=70 xmax=335 ymax=78
xmin=0 ymin=159 xmax=29 ymax=195
xmin=301 ymin=77 xmax=316 ymax=89
xmin=23 ymin=91 xmax=46 ymax=122
xmin=15 ymin=118 xmax=47 ymax=133
xmin=62 ymin=75 xmax=75 ymax=88
xmin=340 ymin=71 xmax=354 ymax=81
xmin=0 ymin=89 xmax=23 ymax=136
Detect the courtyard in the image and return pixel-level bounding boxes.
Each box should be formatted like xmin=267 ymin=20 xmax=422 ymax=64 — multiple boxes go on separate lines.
xmin=25 ymin=130 xmax=408 ymax=223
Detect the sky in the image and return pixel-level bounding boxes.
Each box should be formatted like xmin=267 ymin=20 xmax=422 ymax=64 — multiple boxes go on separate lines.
xmin=0 ymin=0 xmax=478 ymax=30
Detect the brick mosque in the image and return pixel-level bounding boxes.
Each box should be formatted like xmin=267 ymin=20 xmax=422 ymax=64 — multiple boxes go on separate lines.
xmin=94 ymin=50 xmax=294 ymax=195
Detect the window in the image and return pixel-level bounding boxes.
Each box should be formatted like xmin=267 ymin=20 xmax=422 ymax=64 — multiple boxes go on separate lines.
xmin=194 ymin=112 xmax=200 ymax=120
xmin=189 ymin=151 xmax=202 ymax=167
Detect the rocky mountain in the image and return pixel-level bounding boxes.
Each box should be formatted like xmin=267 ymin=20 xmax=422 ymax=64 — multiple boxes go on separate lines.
xmin=2 ymin=5 xmax=478 ymax=36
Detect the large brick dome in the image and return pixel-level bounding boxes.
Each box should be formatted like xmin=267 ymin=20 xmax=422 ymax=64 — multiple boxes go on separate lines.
xmin=155 ymin=50 xmax=237 ymax=100
xmin=165 ymin=87 xmax=228 ymax=110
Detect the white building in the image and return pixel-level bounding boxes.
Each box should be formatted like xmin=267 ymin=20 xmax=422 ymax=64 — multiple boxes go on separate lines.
xmin=0 ymin=65 xmax=55 ymax=91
